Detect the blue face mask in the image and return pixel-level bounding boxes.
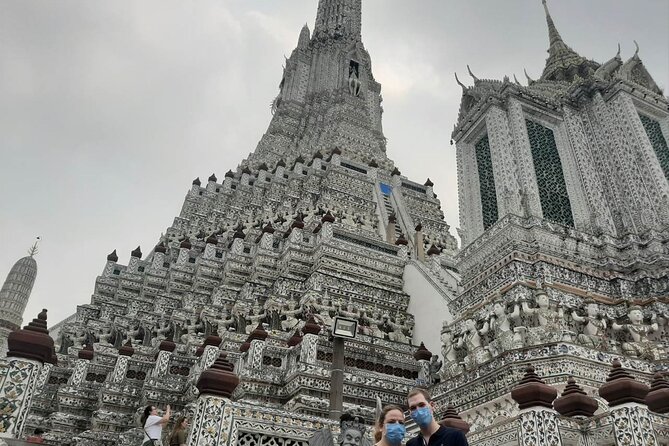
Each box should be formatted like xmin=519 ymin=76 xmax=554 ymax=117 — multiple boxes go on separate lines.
xmin=385 ymin=423 xmax=406 ymax=445
xmin=411 ymin=407 xmax=433 ymax=428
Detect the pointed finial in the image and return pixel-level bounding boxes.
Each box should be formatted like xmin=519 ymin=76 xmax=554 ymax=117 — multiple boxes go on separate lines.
xmin=524 ymin=68 xmax=535 ymax=84
xmin=616 ymin=43 xmax=621 ymax=58
xmin=466 ymin=65 xmax=479 ymax=82
xmin=454 ymin=72 xmax=466 ymax=90
xmin=633 ymin=40 xmax=640 ymax=57
xmin=542 ymin=0 xmax=565 ymax=48
xmin=28 ymin=236 xmax=41 ymax=257
xmin=513 ymin=74 xmax=522 ymax=85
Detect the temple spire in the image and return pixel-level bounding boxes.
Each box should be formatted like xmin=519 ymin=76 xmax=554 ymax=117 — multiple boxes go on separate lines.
xmin=539 ymin=0 xmax=596 ymax=82
xmin=314 ymin=0 xmax=362 ymax=41
xmin=542 ymin=0 xmax=564 ymax=49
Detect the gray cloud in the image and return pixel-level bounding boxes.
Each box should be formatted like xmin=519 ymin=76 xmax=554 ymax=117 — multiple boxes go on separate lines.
xmin=1 ymin=0 xmax=667 ymax=324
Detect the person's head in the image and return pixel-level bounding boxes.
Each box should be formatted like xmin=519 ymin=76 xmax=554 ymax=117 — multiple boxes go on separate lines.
xmin=141 ymin=405 xmax=157 ymax=424
xmin=172 ymin=416 xmax=188 ymax=432
xmin=376 ymin=405 xmax=405 ymax=445
xmin=407 ymin=388 xmax=436 ymax=430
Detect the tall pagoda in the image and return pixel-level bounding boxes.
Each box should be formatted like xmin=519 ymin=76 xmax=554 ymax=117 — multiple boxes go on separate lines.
xmin=20 ymin=1 xmax=458 ymax=444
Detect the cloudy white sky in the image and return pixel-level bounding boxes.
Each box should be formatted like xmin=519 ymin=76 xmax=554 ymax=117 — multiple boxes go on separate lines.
xmin=1 ymin=0 xmax=668 ymax=326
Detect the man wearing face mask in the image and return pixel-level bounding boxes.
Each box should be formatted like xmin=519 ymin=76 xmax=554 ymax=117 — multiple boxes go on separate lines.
xmin=407 ymin=389 xmax=468 ymax=446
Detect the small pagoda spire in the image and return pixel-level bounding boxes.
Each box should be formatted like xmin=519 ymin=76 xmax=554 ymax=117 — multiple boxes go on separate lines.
xmin=78 ymin=343 xmax=95 ymax=361
xmin=646 ymin=373 xmax=669 ymax=413
xmin=511 ymin=365 xmax=558 ymax=410
xmin=131 ymin=246 xmax=142 ymax=258
xmin=7 ymin=309 xmax=55 ymax=364
xmin=598 ymin=359 xmax=649 ymax=407
xmin=439 ymin=405 xmax=470 ymax=433
xmin=553 ymin=376 xmax=598 ymax=418
xmin=196 ymin=352 xmax=240 ymax=398
xmin=287 ymin=329 xmax=303 ymax=347
xmin=413 ymin=342 xmax=432 ymax=361
xmin=107 ymin=249 xmax=119 ymax=262
xmin=118 ymin=339 xmax=135 ymax=357
xmin=302 ymin=315 xmax=321 ymax=335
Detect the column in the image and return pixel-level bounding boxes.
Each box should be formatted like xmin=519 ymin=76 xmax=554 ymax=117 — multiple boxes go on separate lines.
xmin=0 ymin=310 xmax=54 ymax=440
xmin=188 ymin=353 xmax=240 ymax=445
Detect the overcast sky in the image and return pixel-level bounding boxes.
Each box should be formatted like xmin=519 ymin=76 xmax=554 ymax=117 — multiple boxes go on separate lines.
xmin=1 ymin=0 xmax=667 ymax=326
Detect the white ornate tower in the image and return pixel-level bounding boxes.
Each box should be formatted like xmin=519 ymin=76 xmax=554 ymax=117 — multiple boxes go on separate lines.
xmin=0 ymin=242 xmax=39 ymax=357
xmin=439 ymin=0 xmax=669 ymax=436
xmin=455 ymin=0 xmax=669 ymax=247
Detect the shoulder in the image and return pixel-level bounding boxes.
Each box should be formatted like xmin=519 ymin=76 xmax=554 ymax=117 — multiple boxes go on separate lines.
xmin=146 ymin=415 xmax=163 ymax=425
xmin=439 ymin=427 xmax=468 ymax=445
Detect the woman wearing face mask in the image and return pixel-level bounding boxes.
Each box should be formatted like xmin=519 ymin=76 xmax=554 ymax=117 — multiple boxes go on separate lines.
xmin=375 ymin=404 xmax=406 ymax=446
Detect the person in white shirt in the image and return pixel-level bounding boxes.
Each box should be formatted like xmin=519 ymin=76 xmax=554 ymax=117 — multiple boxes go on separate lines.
xmin=141 ymin=404 xmax=171 ymax=445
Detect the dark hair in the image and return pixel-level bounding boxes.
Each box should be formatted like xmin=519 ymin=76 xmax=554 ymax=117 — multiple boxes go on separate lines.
xmin=169 ymin=416 xmax=188 ymax=443
xmin=140 ymin=405 xmax=153 ymax=426
xmin=34 ymin=428 xmax=45 ymax=435
xmin=407 ymin=388 xmax=432 ymax=403
xmin=375 ymin=405 xmax=404 ymax=442
xmin=376 ymin=405 xmax=404 ymax=428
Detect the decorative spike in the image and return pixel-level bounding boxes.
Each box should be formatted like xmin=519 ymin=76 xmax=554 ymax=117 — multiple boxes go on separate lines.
xmin=616 ymin=43 xmax=621 ymax=58
xmin=633 ymin=40 xmax=640 ymax=57
xmin=524 ymin=68 xmax=535 ymax=84
xmin=28 ymin=237 xmax=40 ymax=257
xmin=466 ymin=65 xmax=479 ymax=82
xmin=513 ymin=74 xmax=522 ymax=85
xmin=454 ymin=72 xmax=466 ymax=90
